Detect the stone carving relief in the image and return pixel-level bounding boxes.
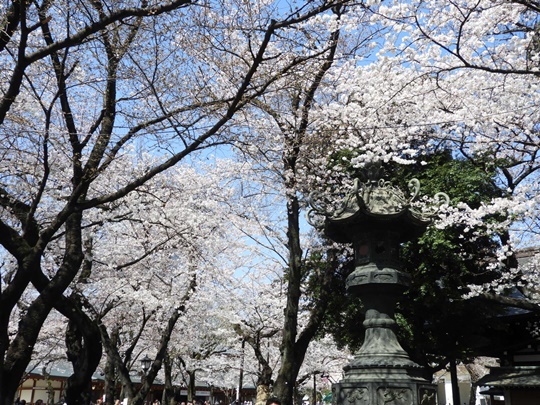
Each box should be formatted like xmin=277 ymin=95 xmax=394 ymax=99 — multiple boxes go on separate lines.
xmin=418 ymin=388 xmax=436 ymax=405
xmin=345 ymin=387 xmax=368 ymax=405
xmin=377 ymin=388 xmax=412 ymax=405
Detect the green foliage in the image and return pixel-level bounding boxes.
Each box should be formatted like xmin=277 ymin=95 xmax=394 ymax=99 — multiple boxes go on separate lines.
xmin=392 ymin=150 xmax=502 ymax=207
xmin=321 ymin=150 xmax=510 ymax=369
xmin=395 ymin=151 xmax=506 ymax=367
xmin=304 ymin=246 xmax=365 ymax=352
xmin=319 ymin=278 xmax=365 ymax=353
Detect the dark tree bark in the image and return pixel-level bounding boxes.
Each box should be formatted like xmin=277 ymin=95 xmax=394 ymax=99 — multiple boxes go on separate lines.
xmin=449 ymin=357 xmax=461 ymax=405
xmin=0 ymin=211 xmax=85 ymax=405
xmin=61 ymin=259 xmax=103 ymax=404
xmin=269 ymin=11 xmax=342 ymax=405
xmin=187 ymin=370 xmax=196 ymax=403
xmin=104 ymin=347 xmax=118 ymax=405
xmin=162 ymin=352 xmax=175 ymax=405
xmin=233 ymin=324 xmax=278 ymax=405
xmin=64 ymin=320 xmax=94 ymax=405
xmin=0 ymin=2 xmax=351 ymax=404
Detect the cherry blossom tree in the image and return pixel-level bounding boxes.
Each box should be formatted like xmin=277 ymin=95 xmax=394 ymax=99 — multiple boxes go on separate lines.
xmin=15 ymin=156 xmax=260 ymax=404
xmin=294 ymin=336 xmax=350 ymax=405
xmin=87 ymin=161 xmax=244 ymax=404
xmin=0 ymin=0 xmax=357 ymax=403
xmin=306 ymin=0 xmax=540 ymax=313
xmin=227 ymin=264 xmax=284 ymax=405
xmin=215 ymin=4 xmax=396 ymax=404
xmin=229 ymin=2 xmax=540 ymax=401
xmin=6 ymin=2 xmax=540 ymax=405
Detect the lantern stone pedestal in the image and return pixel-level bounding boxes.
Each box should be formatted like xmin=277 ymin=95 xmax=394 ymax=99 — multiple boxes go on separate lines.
xmin=331 ymin=262 xmax=436 ymax=405
xmin=309 ymin=168 xmax=448 ymax=405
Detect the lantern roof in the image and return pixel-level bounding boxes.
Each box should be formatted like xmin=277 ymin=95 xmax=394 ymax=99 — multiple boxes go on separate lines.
xmin=308 ymin=164 xmax=450 ymax=243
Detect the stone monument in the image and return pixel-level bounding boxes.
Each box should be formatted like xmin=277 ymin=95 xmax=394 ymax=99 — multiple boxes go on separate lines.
xmin=308 ymin=164 xmax=449 ymax=405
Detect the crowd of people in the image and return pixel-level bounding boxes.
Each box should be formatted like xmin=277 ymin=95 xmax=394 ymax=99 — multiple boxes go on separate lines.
xmin=15 ymin=396 xmax=282 ymax=405
xmin=14 ymin=398 xmax=45 ymax=405
xmin=90 ymin=398 xmax=244 ymax=405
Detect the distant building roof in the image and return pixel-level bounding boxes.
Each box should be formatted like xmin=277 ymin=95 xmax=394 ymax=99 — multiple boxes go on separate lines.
xmin=26 ymin=362 xmax=104 ymax=381
xmin=478 ymin=366 xmax=540 ymax=389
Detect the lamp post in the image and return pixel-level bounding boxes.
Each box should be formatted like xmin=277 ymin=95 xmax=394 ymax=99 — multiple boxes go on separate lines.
xmin=308 ymin=164 xmax=448 ymax=405
xmin=312 ymin=373 xmax=317 ymax=405
xmin=140 ymin=355 xmax=152 ymax=374
xmin=140 ymin=355 xmax=152 ymax=402
xmin=237 ymin=339 xmax=245 ymax=405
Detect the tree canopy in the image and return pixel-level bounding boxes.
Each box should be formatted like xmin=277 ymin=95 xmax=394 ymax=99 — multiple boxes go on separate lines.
xmin=2 ymin=1 xmax=540 ymax=405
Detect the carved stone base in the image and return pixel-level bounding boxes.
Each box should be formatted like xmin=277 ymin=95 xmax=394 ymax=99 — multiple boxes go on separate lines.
xmin=333 ymin=379 xmax=436 ymax=405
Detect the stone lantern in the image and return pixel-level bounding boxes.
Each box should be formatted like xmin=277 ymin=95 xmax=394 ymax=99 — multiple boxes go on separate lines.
xmin=308 ymin=164 xmax=449 ymax=405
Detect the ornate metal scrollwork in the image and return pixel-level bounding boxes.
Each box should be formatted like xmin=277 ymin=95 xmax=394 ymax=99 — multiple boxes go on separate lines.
xmin=307 ymin=163 xmax=449 ymax=227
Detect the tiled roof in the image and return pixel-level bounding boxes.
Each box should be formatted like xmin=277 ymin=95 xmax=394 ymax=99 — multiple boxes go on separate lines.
xmin=478 ymin=366 xmax=540 ymax=388
xmin=26 ymin=362 xmax=104 ymax=381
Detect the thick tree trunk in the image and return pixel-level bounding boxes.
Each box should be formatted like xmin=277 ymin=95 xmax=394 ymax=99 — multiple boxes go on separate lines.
xmin=162 ymin=352 xmax=174 ymax=405
xmin=269 ymin=16 xmax=341 ymax=405
xmin=0 ymin=374 xmax=21 ymax=405
xmin=449 ymin=358 xmax=461 ymax=405
xmin=255 ymin=384 xmax=271 ymax=405
xmin=0 ymin=212 xmax=85 ymax=405
xmin=255 ymin=361 xmax=273 ymax=405
xmin=64 ymin=320 xmax=93 ymax=405
xmin=62 ymin=293 xmax=103 ymax=405
xmin=104 ymin=353 xmax=117 ymax=405
xmin=272 ymin=193 xmax=303 ymax=405
xmin=187 ymin=370 xmax=196 ymax=403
